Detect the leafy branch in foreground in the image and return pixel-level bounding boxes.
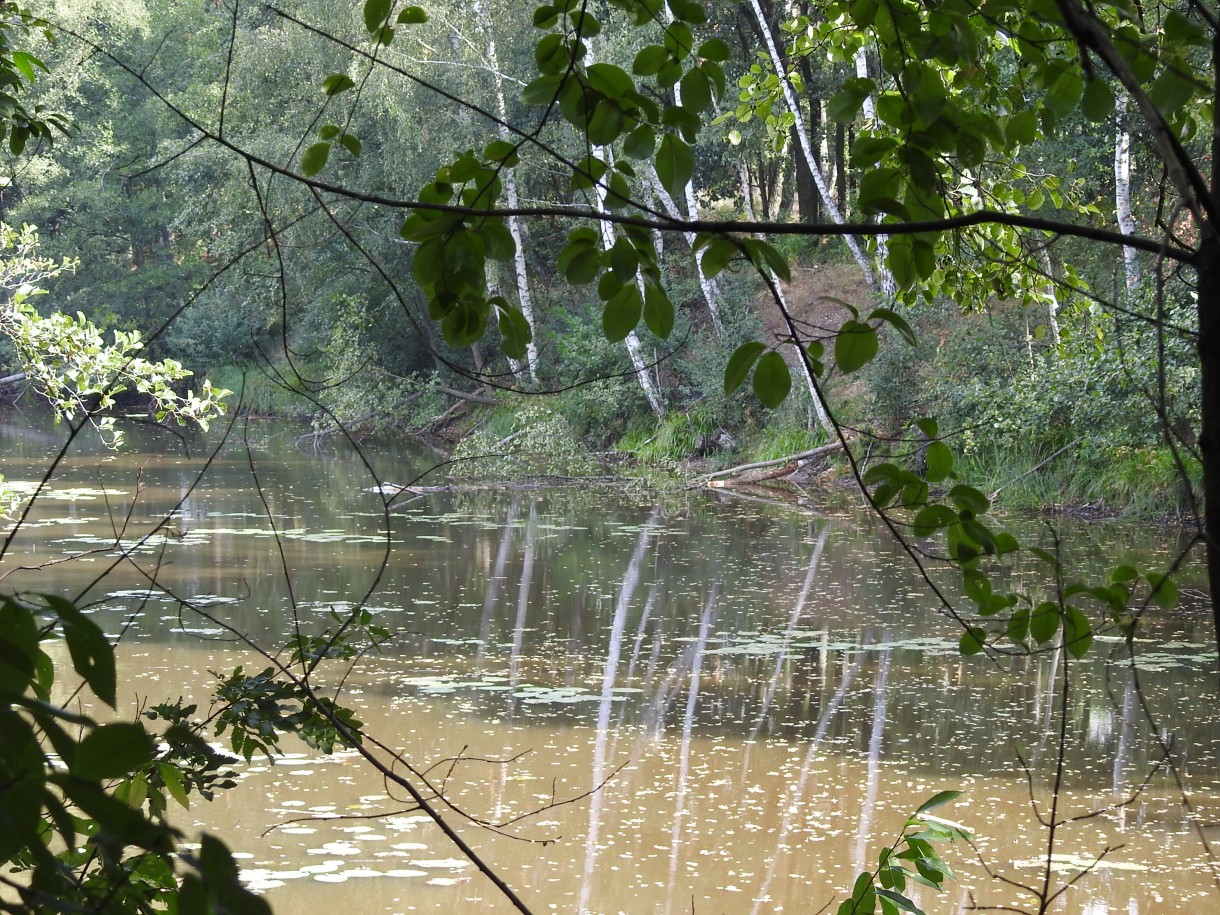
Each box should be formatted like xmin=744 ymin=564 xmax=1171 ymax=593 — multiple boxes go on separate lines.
xmin=839 ymin=791 xmax=971 ymax=915
xmin=0 ymin=593 xmax=270 ymax=914
xmin=0 ymin=223 xmax=231 ymax=448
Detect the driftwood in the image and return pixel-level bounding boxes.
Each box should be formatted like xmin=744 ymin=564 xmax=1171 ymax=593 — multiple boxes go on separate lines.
xmin=706 ymin=438 xmax=849 ymax=485
xmin=437 ymin=385 xmax=498 ymax=406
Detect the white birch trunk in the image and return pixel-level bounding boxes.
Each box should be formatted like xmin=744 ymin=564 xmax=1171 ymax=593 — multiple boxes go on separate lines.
xmin=739 ymin=158 xmax=758 ymax=223
xmin=592 ymin=151 xmax=666 ymax=417
xmin=748 ymin=0 xmax=876 ymax=287
xmin=775 ymin=279 xmax=833 ymax=435
xmin=646 ymin=168 xmax=725 ymax=338
xmin=1036 ymin=243 xmax=1062 ymax=347
xmin=474 ymin=0 xmax=539 ymax=383
xmin=1115 ymin=95 xmax=1139 ymax=294
xmin=855 ymin=47 xmax=896 ymax=299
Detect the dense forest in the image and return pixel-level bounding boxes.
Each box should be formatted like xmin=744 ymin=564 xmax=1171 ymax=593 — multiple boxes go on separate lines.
xmin=0 ymin=0 xmax=1203 ymax=515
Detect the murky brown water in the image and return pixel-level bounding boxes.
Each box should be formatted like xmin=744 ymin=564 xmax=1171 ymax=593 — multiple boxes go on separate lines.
xmin=4 ymin=418 xmax=1219 ymax=913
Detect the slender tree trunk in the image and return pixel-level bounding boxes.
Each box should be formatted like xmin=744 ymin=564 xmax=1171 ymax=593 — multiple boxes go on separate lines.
xmin=739 ymin=158 xmax=758 ymax=222
xmin=747 ymin=0 xmax=876 ymax=286
xmin=855 ymin=46 xmax=896 ymax=298
xmin=1114 ymin=95 xmax=1140 ymax=294
xmin=474 ymin=0 xmax=539 ymax=383
xmin=834 ymin=121 xmax=847 ymax=212
xmin=1035 ymin=244 xmax=1062 ymax=347
xmin=590 ymin=151 xmax=665 ymax=416
xmin=773 ymin=280 xmax=832 ymax=435
xmin=646 ymin=168 xmax=725 ymax=337
xmin=1199 ymin=235 xmax=1220 ymax=658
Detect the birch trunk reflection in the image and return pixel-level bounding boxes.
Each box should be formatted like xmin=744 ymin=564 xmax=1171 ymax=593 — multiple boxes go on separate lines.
xmin=508 ymin=501 xmax=538 ymax=691
xmin=665 ymin=584 xmax=720 ymax=915
xmin=750 ymin=648 xmax=866 ymax=914
xmin=578 ymin=506 xmax=661 ymax=914
xmin=749 ymin=524 xmax=829 ymax=741
xmin=852 ymin=643 xmax=893 ymax=872
xmin=477 ymin=496 xmax=519 ymax=663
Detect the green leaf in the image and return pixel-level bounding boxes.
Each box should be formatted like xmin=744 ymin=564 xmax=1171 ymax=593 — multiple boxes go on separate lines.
xmin=1080 ymin=78 xmax=1115 ymax=121
xmin=587 ymin=101 xmax=625 ymax=145
xmin=654 ymin=133 xmax=694 ymax=197
xmin=159 ymin=762 xmax=190 ymax=809
xmin=321 ymin=74 xmax=355 ymax=96
xmin=725 ymin=342 xmax=765 ymax=394
xmin=643 ymin=283 xmax=675 ymax=339
xmin=959 ymin=627 xmax=987 ymax=655
xmin=679 ymin=67 xmax=712 ymax=112
xmin=483 ymin=139 xmax=520 ymax=166
xmin=50 ymin=596 xmax=117 ymax=709
xmin=522 ymin=74 xmax=563 ymax=106
xmin=916 ymin=790 xmax=961 ymax=813
xmin=363 ymin=0 xmax=392 ymax=33
xmin=876 ymin=889 xmax=919 ymax=913
xmin=948 ymin=484 xmax=990 ymax=516
xmin=634 ymin=45 xmax=670 ymax=76
xmin=1146 ymin=572 xmax=1179 ymax=609
xmin=72 ymin=723 xmax=156 ymax=781
xmin=602 ymin=283 xmax=643 ymax=341
xmin=697 ymin=236 xmax=738 ymax=279
xmin=1148 ymin=66 xmax=1197 ymax=115
xmin=9 ymin=51 xmax=46 ymax=83
xmin=835 ymin=320 xmax=879 ymax=373
xmin=698 ymin=38 xmax=730 ymax=62
xmin=338 ymin=134 xmax=362 ymax=158
xmin=1030 ymin=601 xmax=1061 ymax=643
xmin=1063 ymin=604 xmax=1093 ymax=658
xmin=300 ymin=142 xmax=330 ymax=177
xmin=924 ymin=441 xmax=953 ymax=482
xmin=396 ymin=6 xmax=428 ymax=24
xmin=622 ymin=124 xmax=656 ymax=159
xmin=869 ymin=307 xmax=918 ymax=345
xmin=828 ymin=78 xmax=875 ymax=123
xmin=752 ymin=351 xmax=791 ymax=408
xmin=912 ymin=504 xmax=956 ymax=537
xmin=1045 ymin=69 xmax=1084 ymax=119
xmin=740 ymin=238 xmax=791 ymax=283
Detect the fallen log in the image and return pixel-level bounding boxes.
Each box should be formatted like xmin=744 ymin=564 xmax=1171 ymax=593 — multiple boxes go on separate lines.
xmin=706 ymin=438 xmax=849 ymax=484
xmin=437 ymin=385 xmax=498 ymax=406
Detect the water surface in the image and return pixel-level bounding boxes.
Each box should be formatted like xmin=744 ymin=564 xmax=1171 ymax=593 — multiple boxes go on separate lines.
xmin=3 ymin=418 xmax=1217 ymax=913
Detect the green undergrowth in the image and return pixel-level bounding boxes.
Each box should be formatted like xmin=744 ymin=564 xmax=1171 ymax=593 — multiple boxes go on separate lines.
xmin=616 ymin=412 xmax=711 ymax=469
xmin=959 ymin=441 xmax=1201 ymax=520
xmin=450 ymin=400 xmax=601 ymax=479
xmin=743 ymin=423 xmax=828 ymax=464
xmin=208 ymin=365 xmax=316 ymax=419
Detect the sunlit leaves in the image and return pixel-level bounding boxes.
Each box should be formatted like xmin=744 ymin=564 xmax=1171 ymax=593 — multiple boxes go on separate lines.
xmin=321 ymin=74 xmax=354 ymax=96
xmin=362 ymin=0 xmax=391 ymax=33
xmin=844 ymin=793 xmax=968 ymax=915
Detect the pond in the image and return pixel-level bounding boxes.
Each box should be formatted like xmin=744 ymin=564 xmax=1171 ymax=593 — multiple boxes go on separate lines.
xmin=2 ymin=416 xmax=1218 ymax=914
